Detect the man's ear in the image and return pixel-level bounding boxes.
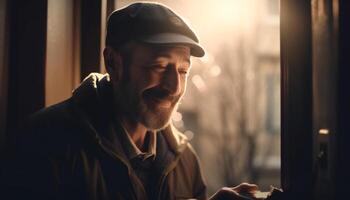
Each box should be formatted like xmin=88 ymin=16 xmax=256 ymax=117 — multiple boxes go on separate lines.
xmin=103 ymin=47 xmax=123 ymax=83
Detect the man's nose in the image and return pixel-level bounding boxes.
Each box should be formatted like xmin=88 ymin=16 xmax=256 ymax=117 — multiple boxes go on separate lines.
xmin=162 ymin=68 xmax=182 ymax=96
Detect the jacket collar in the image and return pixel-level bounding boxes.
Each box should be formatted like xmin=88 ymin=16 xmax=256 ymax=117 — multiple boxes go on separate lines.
xmin=71 ymin=73 xmax=189 ymax=156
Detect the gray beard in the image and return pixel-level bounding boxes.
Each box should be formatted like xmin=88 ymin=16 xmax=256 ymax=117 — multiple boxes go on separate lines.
xmin=113 ymin=86 xmax=178 ymax=131
xmin=138 ymin=102 xmax=179 ymax=131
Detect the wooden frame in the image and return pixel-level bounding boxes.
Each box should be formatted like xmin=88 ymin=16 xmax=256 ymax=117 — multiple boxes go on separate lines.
xmin=281 ymin=1 xmax=350 ymax=199
xmin=280 ymin=0 xmax=313 ymax=199
xmin=335 ymin=0 xmax=350 ymax=199
xmin=5 ymin=0 xmax=47 ymax=143
xmin=0 ymin=0 xmax=10 ymax=152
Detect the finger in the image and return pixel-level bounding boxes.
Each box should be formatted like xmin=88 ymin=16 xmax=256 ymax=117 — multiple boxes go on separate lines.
xmin=232 ymin=183 xmax=259 ymax=193
xmin=211 ymin=187 xmax=254 ymax=200
xmin=224 ymin=187 xmax=255 ymax=200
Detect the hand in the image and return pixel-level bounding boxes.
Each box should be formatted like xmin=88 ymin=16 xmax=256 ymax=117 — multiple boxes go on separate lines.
xmin=209 ymin=183 xmax=260 ymax=200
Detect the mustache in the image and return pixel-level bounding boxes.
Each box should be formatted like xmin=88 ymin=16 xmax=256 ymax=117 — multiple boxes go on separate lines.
xmin=143 ymin=88 xmax=179 ymax=102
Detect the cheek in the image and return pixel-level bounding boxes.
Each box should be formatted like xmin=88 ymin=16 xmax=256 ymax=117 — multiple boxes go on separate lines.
xmin=143 ymin=71 xmax=163 ymax=87
xmin=129 ymin=72 xmax=160 ymax=95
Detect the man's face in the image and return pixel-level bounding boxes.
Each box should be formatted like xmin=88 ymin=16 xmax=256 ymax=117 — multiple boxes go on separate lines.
xmin=112 ymin=43 xmax=191 ymax=130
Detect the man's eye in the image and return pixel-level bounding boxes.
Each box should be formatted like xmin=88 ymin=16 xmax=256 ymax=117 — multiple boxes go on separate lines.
xmin=149 ymin=65 xmax=166 ymax=72
xmin=179 ymin=69 xmax=188 ymax=75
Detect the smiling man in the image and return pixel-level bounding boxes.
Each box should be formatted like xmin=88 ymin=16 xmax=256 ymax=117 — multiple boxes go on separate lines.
xmin=108 ymin=43 xmax=191 ymax=132
xmin=1 ymin=2 xmax=260 ymax=200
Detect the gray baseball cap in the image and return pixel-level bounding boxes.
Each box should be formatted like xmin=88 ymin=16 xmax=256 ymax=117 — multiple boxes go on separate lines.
xmin=105 ymin=2 xmax=205 ymax=57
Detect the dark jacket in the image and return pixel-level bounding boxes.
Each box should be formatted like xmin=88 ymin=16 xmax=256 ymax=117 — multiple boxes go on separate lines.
xmin=1 ymin=73 xmax=207 ymax=200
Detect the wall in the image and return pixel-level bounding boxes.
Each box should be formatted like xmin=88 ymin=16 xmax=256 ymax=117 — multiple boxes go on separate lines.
xmin=46 ymin=0 xmax=80 ymax=106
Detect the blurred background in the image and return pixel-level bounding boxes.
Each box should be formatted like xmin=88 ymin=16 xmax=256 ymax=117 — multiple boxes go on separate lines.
xmin=0 ymin=0 xmax=280 ymax=195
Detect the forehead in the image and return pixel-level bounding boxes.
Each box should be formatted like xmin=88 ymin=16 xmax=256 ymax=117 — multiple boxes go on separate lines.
xmin=151 ymin=45 xmax=190 ymax=55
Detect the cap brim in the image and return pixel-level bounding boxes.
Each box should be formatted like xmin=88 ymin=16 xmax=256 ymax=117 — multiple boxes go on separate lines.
xmin=138 ymin=33 xmax=205 ymax=57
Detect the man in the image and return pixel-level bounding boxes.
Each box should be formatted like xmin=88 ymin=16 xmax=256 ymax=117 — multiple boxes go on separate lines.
xmin=1 ymin=2 xmax=260 ymax=200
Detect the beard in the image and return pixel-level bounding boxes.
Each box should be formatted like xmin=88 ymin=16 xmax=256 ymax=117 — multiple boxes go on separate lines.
xmin=114 ymin=83 xmax=182 ymax=130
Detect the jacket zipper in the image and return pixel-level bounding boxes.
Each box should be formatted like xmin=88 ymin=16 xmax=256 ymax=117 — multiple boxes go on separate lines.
xmin=98 ymin=142 xmax=148 ymax=200
xmin=156 ymin=156 xmax=182 ymax=200
xmin=73 ymin=100 xmax=149 ymax=199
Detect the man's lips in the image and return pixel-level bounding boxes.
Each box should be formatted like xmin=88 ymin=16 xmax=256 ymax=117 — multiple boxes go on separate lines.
xmin=147 ymin=96 xmax=172 ymax=108
xmin=143 ymin=89 xmax=176 ymax=108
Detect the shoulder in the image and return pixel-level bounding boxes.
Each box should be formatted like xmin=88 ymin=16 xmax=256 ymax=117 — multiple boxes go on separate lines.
xmin=162 ymin=124 xmax=201 ymax=166
xmin=26 ymin=98 xmax=79 ymax=140
xmin=18 ymin=98 xmax=85 ymax=154
xmin=29 ymin=98 xmax=75 ymax=127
